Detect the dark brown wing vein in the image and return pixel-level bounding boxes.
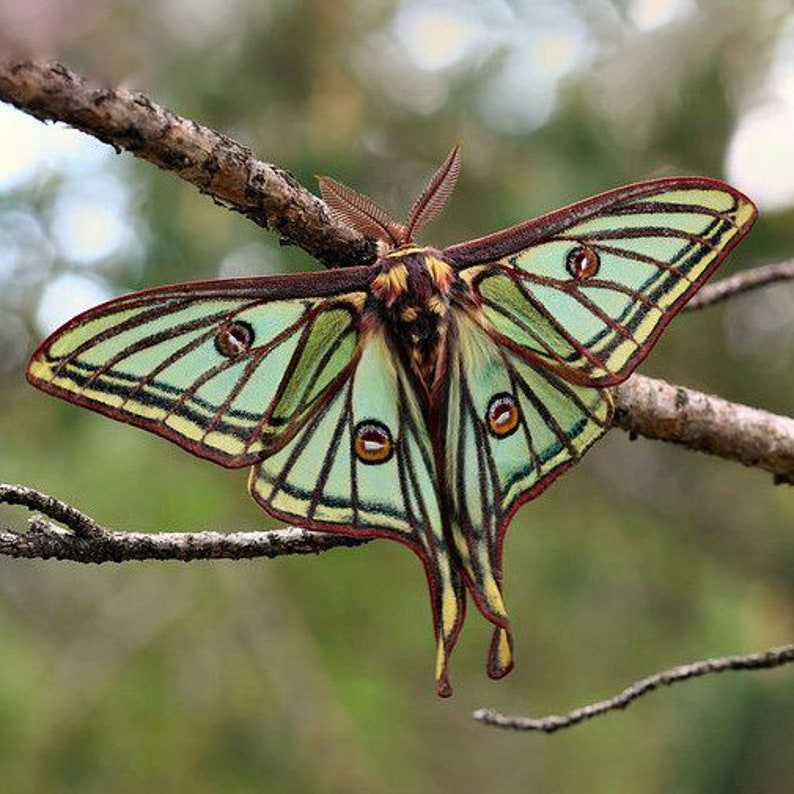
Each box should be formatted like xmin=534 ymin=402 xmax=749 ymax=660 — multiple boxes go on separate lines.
xmin=452 ymin=373 xmax=475 ymax=535
xmin=585 ymin=242 xmax=680 ymax=273
xmin=487 ymin=274 xmax=606 ymax=370
xmin=291 ymin=309 xmax=359 ymax=412
xmin=395 ymin=376 xmax=435 ymax=546
xmin=307 ymin=379 xmax=353 ymax=521
xmin=263 ymin=384 xmax=341 ymax=504
xmin=509 ymin=363 xmax=584 ymax=460
xmin=242 ymin=308 xmax=354 ymax=446
xmin=347 ymin=380 xmax=360 ymax=528
xmin=128 ymin=328 xmax=233 ymax=412
xmin=198 ymin=345 xmax=284 ymax=439
xmin=473 ymin=391 xmax=499 ymax=539
xmin=563 ymin=277 xmax=657 ymax=307
xmin=53 ymin=297 xmax=212 ymax=372
xmin=479 ymin=296 xmax=584 ymax=369
xmin=557 ymin=227 xmax=712 ymax=244
xmin=504 ymin=359 xmax=543 ymax=480
xmin=536 ymin=358 xmax=610 ymax=430
xmin=60 ymin=302 xmax=247 ymax=387
xmin=80 ymin=322 xmax=214 ymax=394
xmin=607 ymin=200 xmax=739 ymax=220
xmin=517 ymin=356 xmax=611 ymax=435
xmin=456 ymin=366 xmax=503 ymax=539
xmin=556 ymin=282 xmax=645 ymax=339
xmin=669 ymin=216 xmax=732 ymax=269
xmin=123 ymin=302 xmax=313 ymax=423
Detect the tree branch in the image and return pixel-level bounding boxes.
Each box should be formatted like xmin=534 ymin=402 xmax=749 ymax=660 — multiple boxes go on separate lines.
xmin=0 ymin=484 xmax=367 ymax=563
xmin=613 ymin=374 xmax=794 ymax=483
xmin=685 ymin=259 xmax=794 ymax=310
xmin=6 ymin=59 xmax=794 ymax=300
xmin=473 ymin=644 xmax=794 ymax=733
xmin=0 ymin=59 xmax=376 ymax=269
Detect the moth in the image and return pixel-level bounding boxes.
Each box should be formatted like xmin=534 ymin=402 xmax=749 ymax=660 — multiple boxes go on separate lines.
xmin=27 ymin=146 xmax=756 ymax=696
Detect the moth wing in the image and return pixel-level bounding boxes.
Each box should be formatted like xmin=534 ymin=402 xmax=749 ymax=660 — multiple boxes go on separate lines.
xmin=447 ymin=178 xmax=756 ymax=384
xmin=250 ymin=325 xmax=465 ymax=696
xmin=444 ymin=311 xmax=611 ymax=674
xmin=27 ymin=270 xmax=371 ymax=467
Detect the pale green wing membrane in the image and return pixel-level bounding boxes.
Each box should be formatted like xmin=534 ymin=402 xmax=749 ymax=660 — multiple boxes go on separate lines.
xmin=450 ymin=180 xmax=757 ymax=384
xmin=252 ymin=328 xmax=437 ymax=534
xmin=442 ymin=180 xmax=754 ymax=675
xmin=250 ymin=326 xmax=464 ymax=696
xmin=27 ymin=274 xmax=369 ymax=466
xmin=445 ymin=311 xmax=611 ymax=676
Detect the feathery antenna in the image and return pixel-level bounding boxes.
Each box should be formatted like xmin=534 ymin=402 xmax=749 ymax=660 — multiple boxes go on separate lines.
xmin=317 ymin=144 xmax=462 ymax=248
xmin=404 ymin=144 xmax=461 ymax=241
xmin=317 ymin=175 xmax=405 ymax=247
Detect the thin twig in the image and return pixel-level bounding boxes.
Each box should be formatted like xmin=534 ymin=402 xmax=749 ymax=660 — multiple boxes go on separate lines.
xmin=0 ymin=483 xmax=368 ymax=563
xmin=473 ymin=644 xmax=794 ymax=732
xmin=686 ymin=259 xmax=794 ymax=310
xmin=0 ymin=483 xmax=105 ymax=538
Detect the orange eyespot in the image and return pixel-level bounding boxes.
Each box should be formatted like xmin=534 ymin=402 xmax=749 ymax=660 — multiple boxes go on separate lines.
xmin=215 ymin=321 xmax=255 ymax=358
xmin=486 ymin=394 xmax=520 ymax=438
xmin=566 ymin=245 xmax=600 ymax=280
xmin=354 ymin=421 xmax=394 ymax=464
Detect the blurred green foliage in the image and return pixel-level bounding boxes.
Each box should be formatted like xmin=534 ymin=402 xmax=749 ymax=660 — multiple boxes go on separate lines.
xmin=1 ymin=1 xmax=794 ymax=792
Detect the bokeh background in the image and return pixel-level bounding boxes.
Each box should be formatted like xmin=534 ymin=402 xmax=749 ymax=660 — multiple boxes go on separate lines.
xmin=1 ymin=1 xmax=794 ymax=792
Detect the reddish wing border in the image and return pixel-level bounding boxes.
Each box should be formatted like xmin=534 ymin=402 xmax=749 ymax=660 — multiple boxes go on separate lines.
xmin=443 ymin=176 xmax=756 ymax=269
xmin=445 ymin=177 xmax=757 ymax=386
xmin=27 ymin=266 xmax=374 ymax=468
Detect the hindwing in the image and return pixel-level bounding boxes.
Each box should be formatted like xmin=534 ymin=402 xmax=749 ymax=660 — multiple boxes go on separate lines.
xmin=443 ymin=311 xmax=610 ymax=645
xmin=250 ymin=325 xmax=466 ymax=696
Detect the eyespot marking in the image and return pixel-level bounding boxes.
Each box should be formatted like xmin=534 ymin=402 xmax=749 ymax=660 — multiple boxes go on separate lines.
xmin=215 ymin=321 xmax=255 ymax=358
xmin=566 ymin=245 xmax=600 ymax=280
xmin=487 ymin=393 xmax=520 ymax=438
xmin=353 ymin=420 xmax=394 ymax=464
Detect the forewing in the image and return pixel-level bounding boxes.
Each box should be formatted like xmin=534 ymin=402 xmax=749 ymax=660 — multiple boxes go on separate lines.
xmin=447 ymin=178 xmax=757 ymax=384
xmin=27 ymin=270 xmax=371 ymax=467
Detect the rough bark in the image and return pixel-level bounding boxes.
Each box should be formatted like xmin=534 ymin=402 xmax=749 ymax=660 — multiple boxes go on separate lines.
xmin=0 ymin=60 xmax=376 ymax=269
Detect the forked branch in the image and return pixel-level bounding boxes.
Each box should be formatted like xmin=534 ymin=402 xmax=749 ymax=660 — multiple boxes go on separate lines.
xmin=0 ymin=484 xmax=367 ymax=563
